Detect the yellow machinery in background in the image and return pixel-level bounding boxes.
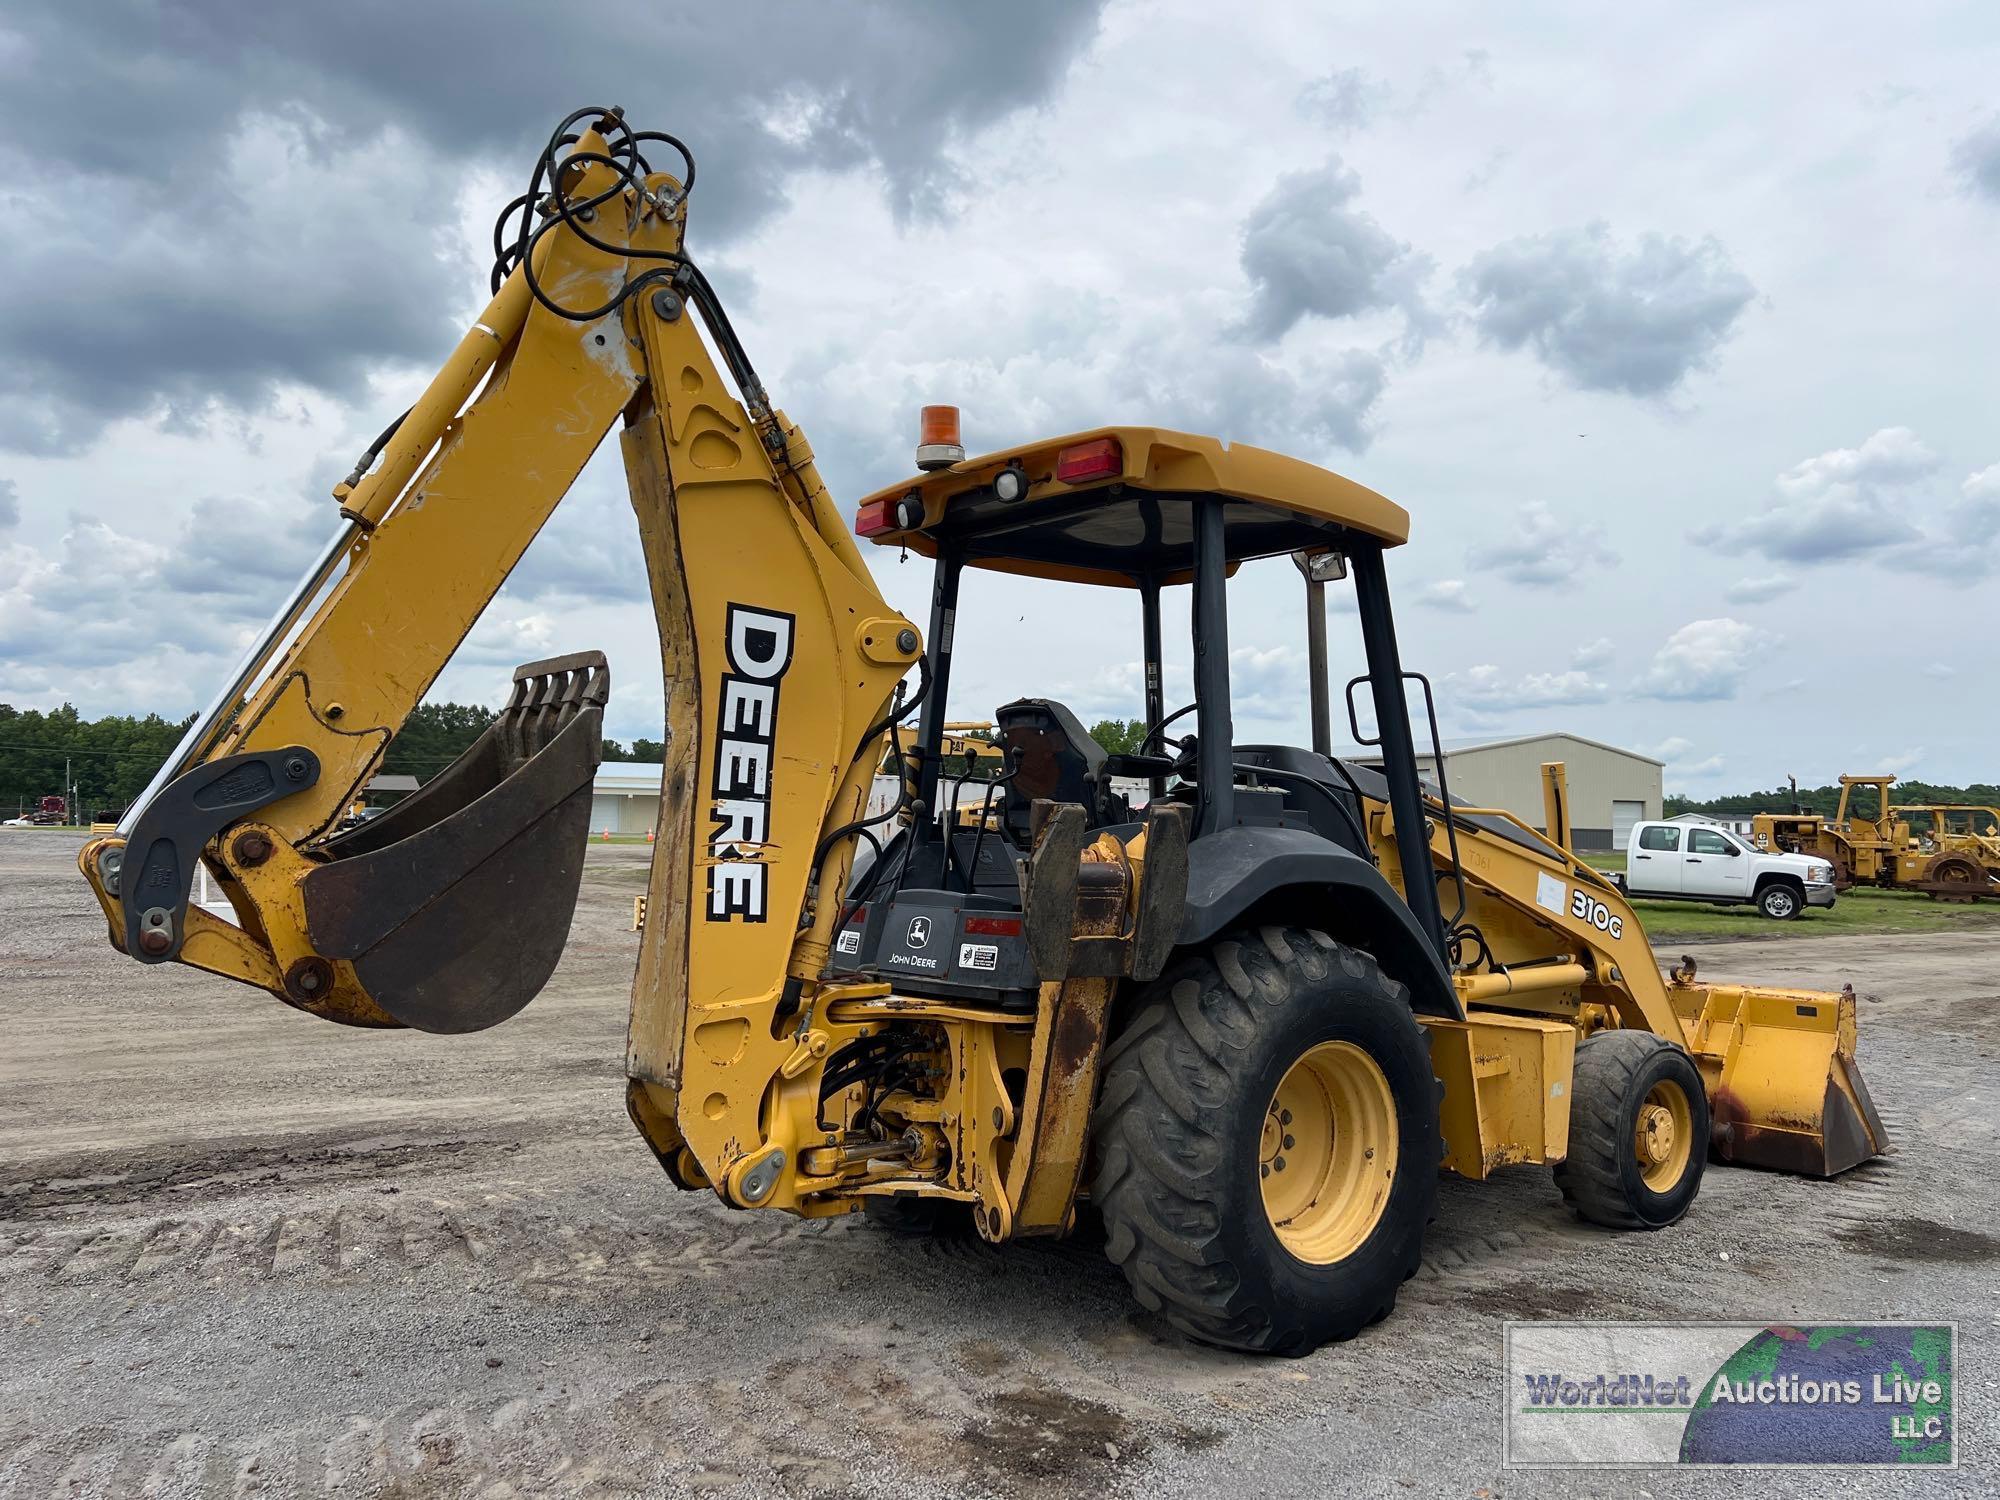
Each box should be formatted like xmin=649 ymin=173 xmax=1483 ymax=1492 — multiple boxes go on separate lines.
xmin=1755 ymin=774 xmax=1997 ymax=902
xmin=1894 ymin=802 xmax=2000 ymax=886
xmin=79 ymin=108 xmax=1888 ymax=1355
xmin=881 ymin=720 xmax=1009 ymax=828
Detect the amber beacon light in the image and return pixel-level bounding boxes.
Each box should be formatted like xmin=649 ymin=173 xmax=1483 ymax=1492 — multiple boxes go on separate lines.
xmin=915 ymin=405 xmax=964 ymax=470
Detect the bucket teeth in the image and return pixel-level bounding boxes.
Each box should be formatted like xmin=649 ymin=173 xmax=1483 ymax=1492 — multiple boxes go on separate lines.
xmin=301 ymin=653 xmax=610 ymax=1033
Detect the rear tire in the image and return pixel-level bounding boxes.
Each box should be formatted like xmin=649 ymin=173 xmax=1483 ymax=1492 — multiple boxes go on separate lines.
xmin=1091 ymin=926 xmax=1440 ymax=1355
xmin=1756 ymin=882 xmax=1801 ymax=920
xmin=1555 ymin=1030 xmax=1708 ymax=1229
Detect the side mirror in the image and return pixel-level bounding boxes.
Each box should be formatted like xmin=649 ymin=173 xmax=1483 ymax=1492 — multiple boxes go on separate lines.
xmin=1291 ymin=548 xmax=1348 ymax=583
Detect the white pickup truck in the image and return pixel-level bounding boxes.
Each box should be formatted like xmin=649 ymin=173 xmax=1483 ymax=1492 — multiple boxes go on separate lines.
xmin=1617 ymin=819 xmax=1836 ymax=920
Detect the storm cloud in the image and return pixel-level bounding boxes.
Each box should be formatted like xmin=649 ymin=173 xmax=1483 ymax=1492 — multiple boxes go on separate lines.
xmin=1238 ymin=160 xmax=1432 ymax=345
xmin=0 ymin=2 xmax=1107 ymax=453
xmin=1952 ymin=115 xmax=2000 ymax=202
xmin=1460 ymin=224 xmax=1756 ymax=397
xmin=1693 ymin=427 xmax=1937 ymax=564
xmin=1 ymin=6 xmax=1994 ymax=792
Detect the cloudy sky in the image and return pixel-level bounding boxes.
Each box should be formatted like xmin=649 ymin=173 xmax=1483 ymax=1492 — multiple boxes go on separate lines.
xmin=1 ymin=2 xmax=1996 ymax=793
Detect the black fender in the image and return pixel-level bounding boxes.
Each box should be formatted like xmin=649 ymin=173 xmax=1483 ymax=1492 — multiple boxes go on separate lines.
xmin=1175 ymin=824 xmax=1462 ymax=1020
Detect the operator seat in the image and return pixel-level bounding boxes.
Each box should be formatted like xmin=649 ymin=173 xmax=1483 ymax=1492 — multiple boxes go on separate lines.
xmin=994 ymin=698 xmax=1116 ymax=844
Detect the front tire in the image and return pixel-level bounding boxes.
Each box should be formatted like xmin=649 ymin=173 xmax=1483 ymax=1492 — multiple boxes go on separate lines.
xmin=1554 ymin=1030 xmax=1707 ymax=1229
xmin=1756 ymin=882 xmax=1801 ymax=920
xmin=1091 ymin=926 xmax=1440 ymax=1355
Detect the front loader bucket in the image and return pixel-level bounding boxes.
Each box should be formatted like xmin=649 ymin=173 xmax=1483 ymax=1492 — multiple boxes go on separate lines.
xmin=1671 ymin=982 xmax=1892 ymax=1178
xmin=300 ymin=652 xmax=609 ymax=1034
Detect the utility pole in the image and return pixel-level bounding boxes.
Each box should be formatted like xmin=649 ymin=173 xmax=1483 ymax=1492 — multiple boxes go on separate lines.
xmin=65 ymin=756 xmax=72 ymax=825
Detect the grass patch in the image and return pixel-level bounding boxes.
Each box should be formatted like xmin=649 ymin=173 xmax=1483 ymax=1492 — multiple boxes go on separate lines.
xmin=1627 ymin=885 xmax=2000 ymax=943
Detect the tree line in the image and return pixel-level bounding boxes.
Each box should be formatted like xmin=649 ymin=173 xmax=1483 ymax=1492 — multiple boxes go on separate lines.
xmin=0 ymin=701 xmax=668 ymax=819
xmin=13 ymin=699 xmax=1989 ymax=823
xmin=1666 ymin=779 xmax=2000 ymax=818
xmin=0 ymin=703 xmax=194 ymax=818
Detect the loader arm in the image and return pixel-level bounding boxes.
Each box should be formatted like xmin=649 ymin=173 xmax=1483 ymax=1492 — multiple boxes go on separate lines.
xmin=1366 ymin=787 xmax=1888 ymax=1177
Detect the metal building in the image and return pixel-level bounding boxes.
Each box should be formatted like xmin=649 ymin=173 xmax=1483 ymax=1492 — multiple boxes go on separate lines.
xmin=1354 ymin=732 xmax=1663 ymax=852
xmin=590 ymin=761 xmax=664 ymax=836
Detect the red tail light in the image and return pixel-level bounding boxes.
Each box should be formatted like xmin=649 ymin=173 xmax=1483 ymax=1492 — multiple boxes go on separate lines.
xmin=964 ymin=916 xmax=1022 ymax=936
xmin=1056 ymin=437 xmax=1122 ymax=485
xmin=856 ymin=493 xmax=924 ymax=538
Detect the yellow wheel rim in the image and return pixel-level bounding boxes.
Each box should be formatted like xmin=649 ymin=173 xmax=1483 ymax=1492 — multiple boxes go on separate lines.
xmin=1634 ymin=1079 xmax=1694 ymax=1192
xmin=1259 ymin=1041 xmax=1398 ymax=1264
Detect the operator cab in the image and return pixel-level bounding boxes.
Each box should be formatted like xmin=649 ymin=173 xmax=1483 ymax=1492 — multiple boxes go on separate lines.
xmin=825 ymin=420 xmax=1449 ymax=1012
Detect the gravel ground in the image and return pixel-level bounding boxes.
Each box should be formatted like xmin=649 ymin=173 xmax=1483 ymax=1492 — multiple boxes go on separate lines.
xmin=1 ymin=829 xmax=1992 ymax=1497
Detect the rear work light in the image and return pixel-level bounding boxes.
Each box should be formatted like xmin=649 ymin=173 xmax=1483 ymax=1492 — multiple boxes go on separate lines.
xmin=855 ymin=493 xmax=925 ymax=537
xmin=964 ymin=915 xmax=1022 ymax=936
xmin=1055 ymin=437 xmax=1122 ymax=485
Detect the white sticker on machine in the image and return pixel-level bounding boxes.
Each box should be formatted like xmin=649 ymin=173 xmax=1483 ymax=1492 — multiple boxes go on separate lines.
xmin=958 ymin=943 xmax=999 ymax=972
xmin=835 ymin=929 xmax=861 ymax=955
xmin=1535 ymin=870 xmax=1568 ymax=917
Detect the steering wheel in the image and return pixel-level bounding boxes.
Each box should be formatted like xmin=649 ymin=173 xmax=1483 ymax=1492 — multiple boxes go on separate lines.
xmin=1137 ymin=702 xmax=1197 ymax=756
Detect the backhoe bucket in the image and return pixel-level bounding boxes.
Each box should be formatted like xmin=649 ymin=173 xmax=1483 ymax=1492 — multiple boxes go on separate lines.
xmin=1671 ymin=982 xmax=1891 ymax=1177
xmin=300 ymin=652 xmax=609 ymax=1034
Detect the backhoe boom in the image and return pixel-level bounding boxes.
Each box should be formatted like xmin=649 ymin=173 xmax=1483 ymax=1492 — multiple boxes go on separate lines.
xmin=80 ymin=115 xmax=919 ymax=1102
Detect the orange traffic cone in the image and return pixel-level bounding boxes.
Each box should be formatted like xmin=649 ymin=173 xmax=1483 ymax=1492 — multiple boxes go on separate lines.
xmin=601 ymin=828 xmax=611 ymax=842
xmin=645 ymin=826 xmax=655 ymax=843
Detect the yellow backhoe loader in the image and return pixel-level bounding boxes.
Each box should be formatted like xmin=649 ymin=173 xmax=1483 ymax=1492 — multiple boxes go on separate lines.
xmin=79 ymin=110 xmax=1888 ymax=1354
xmin=1754 ymin=775 xmax=1997 ymax=902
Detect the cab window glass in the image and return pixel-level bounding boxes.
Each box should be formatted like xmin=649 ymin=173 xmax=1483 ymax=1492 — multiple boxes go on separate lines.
xmin=1637 ymin=825 xmax=1680 ymax=852
xmin=1689 ymin=828 xmax=1732 ymax=855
